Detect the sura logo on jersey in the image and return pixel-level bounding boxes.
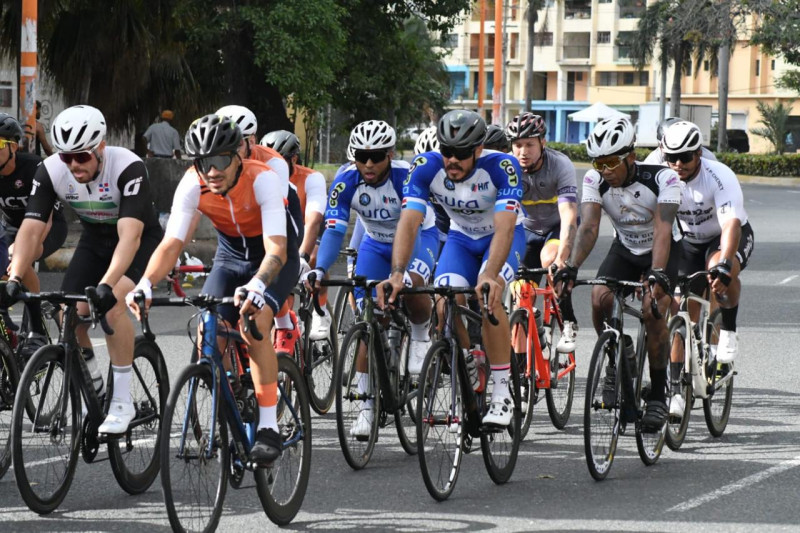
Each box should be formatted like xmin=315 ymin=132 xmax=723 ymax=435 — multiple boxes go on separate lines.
xmin=329 ymin=182 xmax=346 ymax=208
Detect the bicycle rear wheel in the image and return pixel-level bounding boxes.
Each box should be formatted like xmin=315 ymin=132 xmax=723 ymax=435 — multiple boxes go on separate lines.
xmin=335 ymin=324 xmax=379 ymax=469
xmin=333 ymin=286 xmax=357 ymax=347
xmin=509 ymin=310 xmax=534 ymax=441
xmin=108 ymin=337 xmax=168 ymax=494
xmin=305 ymin=305 xmax=339 ymax=415
xmin=161 ymin=364 xmax=229 ymax=533
xmin=544 ymin=314 xmax=575 ymax=430
xmin=256 ymin=355 xmax=312 ymax=526
xmin=12 ymin=345 xmax=80 ymax=514
xmin=665 ymin=317 xmax=693 ymax=451
xmin=703 ymin=309 xmax=733 ymax=437
xmin=584 ymin=332 xmax=620 ymax=481
xmin=417 ymin=340 xmax=462 ymax=501
xmin=0 ymin=337 xmax=19 ymax=479
xmin=394 ymin=331 xmax=417 ymax=455
xmin=481 ymin=350 xmax=522 ymax=485
xmin=635 ymin=338 xmax=667 ymax=466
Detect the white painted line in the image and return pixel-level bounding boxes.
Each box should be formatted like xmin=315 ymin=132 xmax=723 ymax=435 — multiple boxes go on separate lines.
xmin=779 ymin=274 xmax=798 ymax=285
xmin=666 ymin=454 xmax=800 ymax=512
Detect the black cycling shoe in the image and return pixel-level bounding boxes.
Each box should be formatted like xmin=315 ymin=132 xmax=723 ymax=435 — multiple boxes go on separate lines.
xmin=641 ymin=400 xmax=668 ymax=433
xmin=250 ymin=428 xmax=282 ymax=465
xmin=602 ymin=365 xmax=617 ymax=407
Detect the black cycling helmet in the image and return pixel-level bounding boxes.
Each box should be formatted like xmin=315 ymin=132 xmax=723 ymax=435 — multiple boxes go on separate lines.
xmin=437 ymin=109 xmax=487 ymax=149
xmin=0 ymin=113 xmax=24 ymax=141
xmin=484 ymin=124 xmax=510 ymax=151
xmin=185 ymin=114 xmax=243 ymax=158
xmin=505 ymin=112 xmax=546 ymax=141
xmin=260 ymin=130 xmax=301 ymax=158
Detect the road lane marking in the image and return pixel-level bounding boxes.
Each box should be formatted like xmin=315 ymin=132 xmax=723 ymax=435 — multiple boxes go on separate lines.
xmin=779 ymin=275 xmax=798 ymax=285
xmin=666 ymin=454 xmax=800 ymax=512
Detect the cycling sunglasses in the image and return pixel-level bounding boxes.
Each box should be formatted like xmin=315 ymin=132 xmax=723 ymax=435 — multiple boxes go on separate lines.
xmin=59 ymin=151 xmax=94 ymax=165
xmin=664 ymin=151 xmax=696 ymax=164
xmin=353 ymin=149 xmax=388 ymax=164
xmin=194 ymin=153 xmax=235 ymax=174
xmin=591 ymin=153 xmax=629 ymax=172
xmin=439 ymin=145 xmax=475 ymax=160
xmin=0 ymin=139 xmax=17 ymax=149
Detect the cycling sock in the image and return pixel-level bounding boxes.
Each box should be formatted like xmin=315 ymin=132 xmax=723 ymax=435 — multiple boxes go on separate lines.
xmin=409 ymin=319 xmax=431 ymax=342
xmin=559 ymin=295 xmax=577 ymax=324
xmin=274 ymin=312 xmax=294 ymax=330
xmin=25 ymin=301 xmax=47 ymax=335
xmin=355 ymin=372 xmax=373 ymax=410
xmin=490 ymin=364 xmax=511 ymax=401
xmin=670 ymin=362 xmax=684 ymax=393
xmin=720 ymin=306 xmax=738 ymax=331
xmin=111 ymin=364 xmax=132 ymax=403
xmin=255 ymin=382 xmax=279 ymax=431
xmin=649 ymin=367 xmax=667 ymax=403
xmin=258 ymin=406 xmax=278 ymax=432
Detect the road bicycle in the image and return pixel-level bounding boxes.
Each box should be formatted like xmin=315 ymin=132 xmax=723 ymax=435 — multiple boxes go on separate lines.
xmin=165 ymin=263 xmax=212 ymax=298
xmin=149 ymin=294 xmax=311 ymax=529
xmin=508 ymin=267 xmax=576 ymax=439
xmin=415 ymin=284 xmax=522 ymax=501
xmin=331 ymin=247 xmax=359 ymax=345
xmin=578 ymin=277 xmax=667 ymax=481
xmin=11 ymin=287 xmax=167 ymax=514
xmin=323 ymin=275 xmax=419 ymax=468
xmin=665 ymin=270 xmax=732 ymax=450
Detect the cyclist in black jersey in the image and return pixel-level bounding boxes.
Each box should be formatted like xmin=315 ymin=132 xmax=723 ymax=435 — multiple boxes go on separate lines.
xmin=4 ymin=105 xmax=163 ymax=436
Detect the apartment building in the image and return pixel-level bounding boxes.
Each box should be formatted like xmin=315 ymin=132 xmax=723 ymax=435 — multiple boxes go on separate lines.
xmin=442 ymin=0 xmax=799 ymax=153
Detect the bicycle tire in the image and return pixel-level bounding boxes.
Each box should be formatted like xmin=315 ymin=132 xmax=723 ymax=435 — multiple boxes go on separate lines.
xmin=305 ymin=302 xmax=339 ymax=415
xmin=635 ymin=333 xmax=667 ymax=466
xmin=584 ymin=331 xmax=620 ymax=481
xmin=108 ymin=336 xmax=169 ymax=495
xmin=335 ymin=324 xmax=379 ymax=470
xmin=0 ymin=336 xmax=19 ymax=479
xmin=255 ymin=354 xmax=312 ymax=526
xmin=333 ymin=286 xmax=357 ymax=347
xmin=509 ymin=309 xmax=534 ymax=441
xmin=161 ymin=363 xmax=229 ymax=533
xmin=665 ymin=317 xmax=693 ymax=451
xmin=416 ymin=340 xmax=462 ymax=501
xmin=481 ymin=349 xmax=522 ymax=485
xmin=394 ymin=331 xmax=417 ymax=455
xmin=544 ymin=314 xmax=575 ymax=430
xmin=12 ymin=345 xmax=80 ymax=514
xmin=703 ymin=309 xmax=733 ymax=437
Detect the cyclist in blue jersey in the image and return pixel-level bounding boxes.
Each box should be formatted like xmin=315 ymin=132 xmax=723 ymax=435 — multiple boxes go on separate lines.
xmin=380 ymin=110 xmax=525 ymax=427
xmin=305 ymin=120 xmax=438 ymax=437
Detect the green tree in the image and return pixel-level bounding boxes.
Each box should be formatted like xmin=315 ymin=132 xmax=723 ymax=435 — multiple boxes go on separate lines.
xmin=750 ymin=99 xmax=796 ymax=154
xmin=749 ymin=0 xmax=800 ymax=93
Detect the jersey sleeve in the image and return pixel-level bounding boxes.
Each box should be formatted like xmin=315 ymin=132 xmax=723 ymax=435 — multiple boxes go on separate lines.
xmin=402 ymin=153 xmax=437 ymax=215
xmin=323 ymin=173 xmax=355 ymax=235
xmin=165 ymin=171 xmax=202 ymax=241
xmin=265 ymin=156 xmax=290 ymax=187
xmin=24 ymin=164 xmax=58 ymax=223
xmin=488 ymin=153 xmax=524 ymax=213
xmin=253 ymin=170 xmax=288 ymax=237
xmin=555 ymin=157 xmax=578 ymax=204
xmin=118 ymin=161 xmax=155 ymax=221
xmin=581 ymin=169 xmax=603 ymax=204
xmin=654 ymin=168 xmax=682 ymax=204
xmin=642 ymin=149 xmax=666 ymax=165
xmin=712 ymin=165 xmax=746 ymax=226
xmin=304 ymin=171 xmax=327 ymax=216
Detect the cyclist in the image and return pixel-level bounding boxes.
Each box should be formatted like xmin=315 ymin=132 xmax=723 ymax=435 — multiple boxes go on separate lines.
xmin=382 ymin=109 xmax=525 ymax=427
xmin=260 ymin=129 xmax=327 ymax=352
xmin=505 ymin=112 xmax=579 ymax=353
xmin=554 ymin=117 xmax=681 ymax=431
xmin=660 ymin=121 xmax=753 ymax=415
xmin=5 ymin=105 xmax=163 ymax=435
xmin=306 ymin=119 xmax=438 ymax=436
xmin=414 ymin=126 xmax=450 ymax=253
xmin=0 ymin=113 xmax=68 ymax=352
xmin=643 ymin=117 xmax=717 ymax=165
xmin=483 ymin=124 xmax=510 ymax=153
xmin=127 ymin=114 xmax=300 ymax=463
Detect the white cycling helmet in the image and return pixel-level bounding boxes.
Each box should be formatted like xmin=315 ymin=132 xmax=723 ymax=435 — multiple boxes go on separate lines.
xmin=661 ymin=120 xmax=703 ymax=154
xmin=346 ymin=143 xmax=355 ymax=162
xmin=216 ymin=105 xmax=257 ymax=136
xmin=414 ymin=126 xmax=439 ymax=155
xmin=349 ymin=120 xmax=396 ymax=151
xmin=51 ymin=105 xmax=106 ymax=153
xmin=585 ymin=117 xmax=636 ymax=158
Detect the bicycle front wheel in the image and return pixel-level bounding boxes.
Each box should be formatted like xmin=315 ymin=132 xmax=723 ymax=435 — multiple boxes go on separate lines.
xmin=635 ymin=337 xmax=667 ymax=466
xmin=481 ymin=349 xmax=522 ymax=485
xmin=416 ymin=340 xmax=463 ymax=501
xmin=161 ymin=364 xmax=229 ymax=533
xmin=256 ymin=355 xmax=312 ymax=526
xmin=305 ymin=303 xmax=339 ymax=415
xmin=12 ymin=345 xmax=80 ymax=514
xmin=394 ymin=331 xmax=417 ymax=455
xmin=665 ymin=317 xmax=693 ymax=451
xmin=544 ymin=314 xmax=575 ymax=430
xmin=703 ymin=309 xmax=733 ymax=437
xmin=0 ymin=337 xmax=20 ymax=479
xmin=584 ymin=332 xmax=620 ymax=481
xmin=333 ymin=286 xmax=357 ymax=347
xmin=509 ymin=310 xmax=534 ymax=441
xmin=108 ymin=337 xmax=169 ymax=494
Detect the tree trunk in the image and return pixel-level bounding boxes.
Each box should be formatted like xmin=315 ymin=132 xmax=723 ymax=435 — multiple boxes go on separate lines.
xmin=525 ymin=1 xmax=537 ymax=111
xmin=670 ymin=44 xmax=683 ymax=117
xmin=717 ymin=42 xmax=730 ymax=152
xmin=659 ymin=50 xmax=668 ymax=123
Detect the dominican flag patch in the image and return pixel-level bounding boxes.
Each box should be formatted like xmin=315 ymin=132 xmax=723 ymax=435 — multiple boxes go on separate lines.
xmin=326 ymin=219 xmax=338 ymax=229
xmin=504 ymin=200 xmax=518 ymax=212
xmin=99 ymin=182 xmax=111 ymax=193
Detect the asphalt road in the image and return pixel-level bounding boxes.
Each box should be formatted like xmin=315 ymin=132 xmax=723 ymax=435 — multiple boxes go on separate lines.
xmin=1 ymin=180 xmax=799 ymax=532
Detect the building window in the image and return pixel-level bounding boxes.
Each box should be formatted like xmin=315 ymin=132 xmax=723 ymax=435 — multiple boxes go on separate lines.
xmin=597 ymin=31 xmax=611 ymax=44
xmin=598 ymin=0 xmax=612 ymax=3
xmin=509 ymin=33 xmax=519 ymax=59
xmin=623 ymin=72 xmax=635 ymax=85
xmin=0 ymin=81 xmax=12 ymax=108
xmin=576 ymin=72 xmax=584 ymax=81
xmin=533 ymin=32 xmax=554 ymax=47
xmin=471 ymin=0 xmax=497 ymax=21
xmin=596 ymin=71 xmax=648 ymax=87
xmin=755 ymin=59 xmax=760 ymax=76
xmin=469 ymin=33 xmax=496 ymax=59
xmin=443 ymin=33 xmax=458 ymax=49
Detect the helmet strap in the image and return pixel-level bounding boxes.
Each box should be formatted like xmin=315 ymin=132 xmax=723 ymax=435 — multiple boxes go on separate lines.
xmin=622 ymin=157 xmax=635 ymax=187
xmin=89 ymin=149 xmax=104 ymax=183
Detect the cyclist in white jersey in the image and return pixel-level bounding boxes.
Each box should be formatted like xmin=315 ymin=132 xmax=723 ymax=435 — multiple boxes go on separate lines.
xmin=660 ymin=121 xmax=754 ymax=415
xmin=643 ymin=117 xmax=717 ymax=165
xmin=554 ymin=117 xmax=681 ymax=432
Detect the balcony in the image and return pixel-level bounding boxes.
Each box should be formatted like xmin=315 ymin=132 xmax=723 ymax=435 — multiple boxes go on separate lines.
xmin=562 ymin=45 xmax=591 ymax=60
xmin=564 ymin=1 xmax=592 ymax=19
xmin=619 ymin=0 xmax=646 ymax=19
xmin=559 ymin=31 xmax=591 ymax=64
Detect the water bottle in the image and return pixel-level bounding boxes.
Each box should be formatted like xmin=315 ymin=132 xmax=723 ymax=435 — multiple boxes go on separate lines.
xmin=466 ymin=346 xmax=487 ymax=393
xmin=534 ymin=308 xmax=548 ymax=359
xmin=387 ymin=328 xmax=402 ymax=370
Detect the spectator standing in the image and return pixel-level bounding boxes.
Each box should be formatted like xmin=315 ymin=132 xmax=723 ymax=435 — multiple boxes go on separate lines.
xmin=143 ymin=110 xmax=182 ymax=158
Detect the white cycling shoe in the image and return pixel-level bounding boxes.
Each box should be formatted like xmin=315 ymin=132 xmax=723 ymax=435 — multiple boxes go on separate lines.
xmin=669 ymin=393 xmax=686 ymax=418
xmin=350 ymin=409 xmax=374 ymax=438
xmin=715 ymin=330 xmax=738 ymax=364
xmin=408 ymin=339 xmax=430 ymax=376
xmin=482 ymin=398 xmax=513 ymax=427
xmin=557 ymin=321 xmax=578 ymax=353
xmin=98 ymin=399 xmax=136 ymax=435
xmin=310 ymin=312 xmax=332 ymax=341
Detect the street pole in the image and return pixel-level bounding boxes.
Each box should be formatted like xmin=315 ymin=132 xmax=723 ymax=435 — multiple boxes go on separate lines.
xmin=19 ymin=0 xmax=37 ymax=152
xmin=492 ymin=0 xmax=504 ymax=124
xmin=525 ymin=0 xmax=536 ymax=112
xmin=478 ymin=0 xmax=486 ymax=115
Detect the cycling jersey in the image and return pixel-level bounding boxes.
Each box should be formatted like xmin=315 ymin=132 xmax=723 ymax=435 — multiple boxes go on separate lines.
xmin=26 ymin=147 xmax=161 ymax=238
xmin=582 ymin=163 xmax=681 ymax=256
xmin=0 ymin=151 xmax=66 ymax=231
xmin=643 ymin=146 xmax=717 ymax=165
xmin=520 ymin=147 xmax=577 ymax=234
xmin=675 ymin=158 xmax=748 ymax=244
xmin=290 ymin=164 xmax=326 ymax=219
xmin=403 ymin=150 xmax=524 ymax=239
xmin=250 ymin=144 xmax=290 ymax=182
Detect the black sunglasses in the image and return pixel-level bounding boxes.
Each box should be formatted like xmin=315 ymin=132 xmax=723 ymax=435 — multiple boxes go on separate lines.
xmin=439 ymin=145 xmax=475 ymax=160
xmin=59 ymin=151 xmax=94 ymax=165
xmin=194 ymin=153 xmax=235 ymax=174
xmin=664 ymin=151 xmax=696 ymax=164
xmin=353 ymin=150 xmax=388 ymax=164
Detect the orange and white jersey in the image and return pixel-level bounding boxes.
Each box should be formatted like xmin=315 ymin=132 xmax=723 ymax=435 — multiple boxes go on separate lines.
xmin=290 ymin=164 xmax=326 ymax=218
